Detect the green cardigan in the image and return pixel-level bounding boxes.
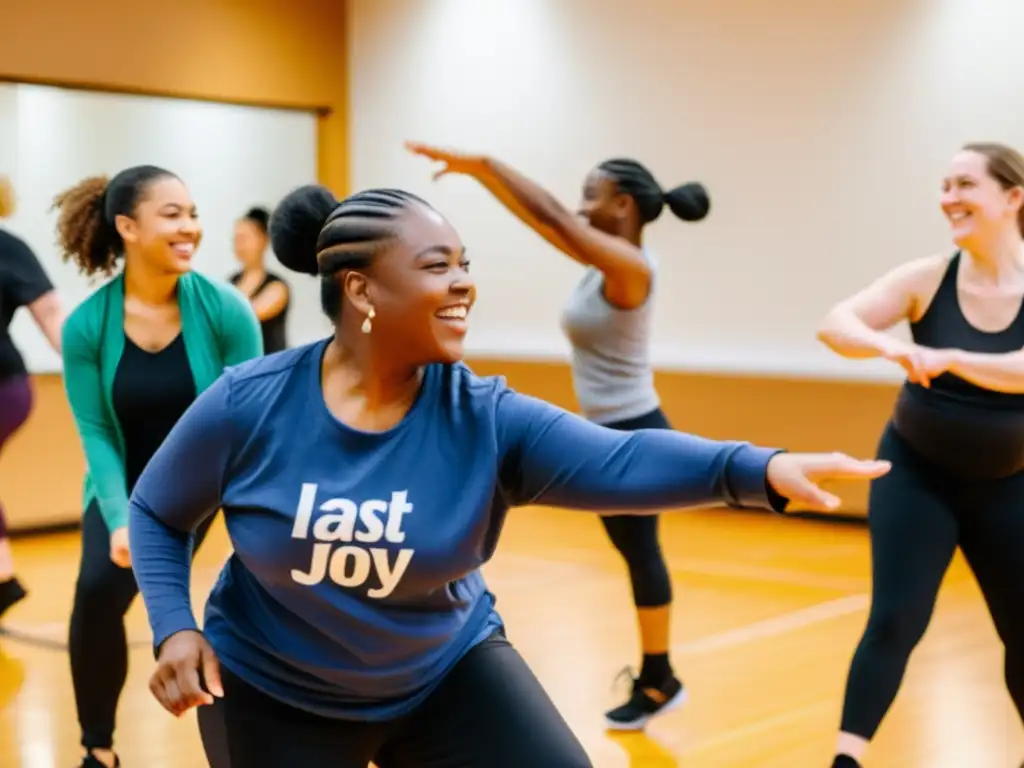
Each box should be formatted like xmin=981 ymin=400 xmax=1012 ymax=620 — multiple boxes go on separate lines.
xmin=61 ymin=270 xmax=263 ymax=532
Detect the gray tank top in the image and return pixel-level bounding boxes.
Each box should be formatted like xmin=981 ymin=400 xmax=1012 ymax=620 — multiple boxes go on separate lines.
xmin=560 ymin=249 xmax=659 ymax=424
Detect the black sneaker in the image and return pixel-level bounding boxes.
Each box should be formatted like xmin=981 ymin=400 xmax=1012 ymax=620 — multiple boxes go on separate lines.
xmin=78 ymin=752 xmax=120 ymax=767
xmin=0 ymin=578 xmax=27 ymax=622
xmin=604 ymin=668 xmax=688 ymax=731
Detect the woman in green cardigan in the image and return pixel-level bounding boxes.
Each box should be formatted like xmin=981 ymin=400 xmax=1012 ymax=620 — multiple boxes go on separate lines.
xmin=54 ymin=165 xmax=263 ymax=768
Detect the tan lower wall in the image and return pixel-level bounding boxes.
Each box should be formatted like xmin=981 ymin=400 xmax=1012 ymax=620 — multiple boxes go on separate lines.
xmin=2 ymin=375 xmax=83 ymax=530
xmin=0 ymin=362 xmax=899 ymax=532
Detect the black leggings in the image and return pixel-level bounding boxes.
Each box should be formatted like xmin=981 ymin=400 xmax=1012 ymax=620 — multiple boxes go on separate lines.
xmin=198 ymin=631 xmax=593 ymax=768
xmin=0 ymin=375 xmax=33 ymax=540
xmin=599 ymin=408 xmax=672 ymax=608
xmin=840 ymin=423 xmax=1024 ymax=738
xmin=69 ymin=500 xmax=215 ymax=750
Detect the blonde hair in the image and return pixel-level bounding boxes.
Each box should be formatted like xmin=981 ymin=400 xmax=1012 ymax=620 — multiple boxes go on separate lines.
xmin=0 ymin=175 xmax=14 ymax=219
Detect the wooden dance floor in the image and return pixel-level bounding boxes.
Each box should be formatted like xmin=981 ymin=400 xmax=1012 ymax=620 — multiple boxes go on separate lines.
xmin=0 ymin=505 xmax=1019 ymax=767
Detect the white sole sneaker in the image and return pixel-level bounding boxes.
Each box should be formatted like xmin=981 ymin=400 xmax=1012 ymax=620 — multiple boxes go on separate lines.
xmin=603 ymin=685 xmax=689 ymax=731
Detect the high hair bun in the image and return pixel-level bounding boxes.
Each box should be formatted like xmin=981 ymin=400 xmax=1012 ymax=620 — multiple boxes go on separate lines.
xmin=664 ymin=182 xmax=710 ymax=222
xmin=269 ymin=184 xmax=339 ymax=277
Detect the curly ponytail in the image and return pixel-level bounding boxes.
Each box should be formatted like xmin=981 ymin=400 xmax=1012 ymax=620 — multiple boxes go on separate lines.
xmin=52 ymin=165 xmax=177 ymax=277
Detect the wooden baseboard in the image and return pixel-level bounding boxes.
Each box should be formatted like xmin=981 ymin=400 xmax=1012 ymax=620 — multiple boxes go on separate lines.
xmin=1 ymin=360 xmax=897 ymax=532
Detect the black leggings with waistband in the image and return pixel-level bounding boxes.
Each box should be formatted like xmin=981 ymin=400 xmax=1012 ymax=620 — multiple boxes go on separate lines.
xmin=839 ymin=422 xmax=1024 ymax=738
xmin=598 ymin=407 xmax=674 ymax=610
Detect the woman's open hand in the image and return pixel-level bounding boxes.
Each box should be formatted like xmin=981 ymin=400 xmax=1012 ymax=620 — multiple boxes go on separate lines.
xmin=766 ymin=452 xmax=891 ymax=511
xmin=882 ymin=344 xmax=957 ymax=388
xmin=405 ymin=141 xmax=486 ymax=180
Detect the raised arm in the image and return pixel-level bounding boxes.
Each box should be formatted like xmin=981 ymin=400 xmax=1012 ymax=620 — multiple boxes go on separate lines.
xmin=62 ymin=316 xmax=131 ymax=531
xmin=496 ymin=390 xmax=889 ymax=513
xmin=406 ymin=142 xmax=652 ymax=309
xmin=814 ymin=253 xmax=1024 ymax=388
xmin=129 ymin=373 xmax=235 ymax=649
xmin=816 ymin=255 xmax=944 ymax=359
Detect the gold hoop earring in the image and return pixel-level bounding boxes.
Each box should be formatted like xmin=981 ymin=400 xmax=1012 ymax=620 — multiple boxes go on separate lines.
xmin=361 ymin=307 xmax=376 ymax=335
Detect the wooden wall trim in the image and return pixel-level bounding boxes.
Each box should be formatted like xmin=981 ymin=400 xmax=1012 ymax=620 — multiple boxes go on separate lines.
xmin=0 ymin=74 xmax=332 ymax=115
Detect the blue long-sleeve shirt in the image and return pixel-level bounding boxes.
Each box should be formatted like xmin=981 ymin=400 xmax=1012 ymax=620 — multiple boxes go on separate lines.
xmin=129 ymin=338 xmax=785 ymax=721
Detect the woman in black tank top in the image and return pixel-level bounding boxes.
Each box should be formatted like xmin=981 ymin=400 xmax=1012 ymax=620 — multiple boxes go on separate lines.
xmin=817 ymin=142 xmax=1024 ymax=768
xmin=229 ymin=206 xmax=290 ymax=354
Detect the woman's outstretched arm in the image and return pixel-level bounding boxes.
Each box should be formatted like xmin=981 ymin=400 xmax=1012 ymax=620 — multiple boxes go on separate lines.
xmin=496 ymin=390 xmax=889 ymax=514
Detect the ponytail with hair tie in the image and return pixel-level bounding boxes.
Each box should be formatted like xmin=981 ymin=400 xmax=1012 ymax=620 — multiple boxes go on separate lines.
xmin=599 ymin=157 xmax=710 ymax=225
xmin=52 ymin=164 xmax=177 ymax=277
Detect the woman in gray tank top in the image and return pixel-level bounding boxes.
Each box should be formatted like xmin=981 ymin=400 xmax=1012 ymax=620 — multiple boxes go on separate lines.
xmin=408 ymin=141 xmax=709 ymax=731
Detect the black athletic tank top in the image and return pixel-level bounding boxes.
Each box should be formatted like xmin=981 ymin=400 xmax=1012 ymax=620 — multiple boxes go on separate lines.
xmin=891 ymin=252 xmax=1024 ymax=479
xmin=229 ymin=271 xmax=289 ymax=354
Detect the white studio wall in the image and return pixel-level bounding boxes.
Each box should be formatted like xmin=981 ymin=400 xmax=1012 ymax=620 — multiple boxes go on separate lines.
xmin=0 ymin=83 xmax=330 ymax=373
xmin=347 ymin=0 xmax=1024 ymax=382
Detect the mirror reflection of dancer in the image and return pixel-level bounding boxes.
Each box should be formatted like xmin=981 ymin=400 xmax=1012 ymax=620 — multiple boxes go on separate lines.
xmin=819 ymin=142 xmax=1024 ymax=768
xmin=229 ymin=206 xmax=291 ymax=354
xmin=129 ymin=184 xmax=888 ymax=767
xmin=0 ymin=174 xmax=63 ymax=621
xmin=407 ymin=141 xmax=708 ymax=730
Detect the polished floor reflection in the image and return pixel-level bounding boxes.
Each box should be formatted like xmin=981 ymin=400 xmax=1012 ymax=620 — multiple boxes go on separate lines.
xmin=0 ymin=506 xmax=1020 ymax=767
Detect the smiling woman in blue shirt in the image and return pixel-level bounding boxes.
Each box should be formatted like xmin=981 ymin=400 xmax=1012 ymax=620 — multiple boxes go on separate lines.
xmin=128 ymin=184 xmax=889 ymax=768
